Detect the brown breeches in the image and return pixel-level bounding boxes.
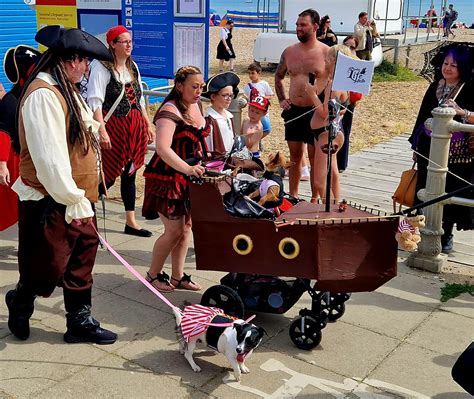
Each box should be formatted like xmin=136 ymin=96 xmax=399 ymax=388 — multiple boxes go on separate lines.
xmin=18 ymin=197 xmax=99 ymax=298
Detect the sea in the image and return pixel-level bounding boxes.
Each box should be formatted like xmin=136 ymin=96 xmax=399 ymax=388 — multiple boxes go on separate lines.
xmin=210 ymin=0 xmax=474 ymax=26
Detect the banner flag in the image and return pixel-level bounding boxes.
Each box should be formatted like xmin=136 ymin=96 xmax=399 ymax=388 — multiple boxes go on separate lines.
xmin=332 ymin=52 xmax=375 ymax=95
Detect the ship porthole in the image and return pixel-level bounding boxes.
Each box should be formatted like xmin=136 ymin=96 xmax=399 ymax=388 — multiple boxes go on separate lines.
xmin=278 ymin=237 xmax=300 ymax=259
xmin=233 ymin=234 xmax=253 ymax=255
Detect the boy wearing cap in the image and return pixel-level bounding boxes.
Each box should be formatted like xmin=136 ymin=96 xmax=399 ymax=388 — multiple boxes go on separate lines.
xmin=6 ymin=26 xmax=117 ymax=345
xmin=241 ymin=96 xmax=270 ymax=158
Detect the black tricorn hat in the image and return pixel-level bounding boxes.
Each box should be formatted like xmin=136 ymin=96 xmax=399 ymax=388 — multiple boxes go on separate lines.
xmin=3 ymin=45 xmax=42 ymax=84
xmin=202 ymin=71 xmax=240 ymax=99
xmin=35 ymin=25 xmax=112 ymax=62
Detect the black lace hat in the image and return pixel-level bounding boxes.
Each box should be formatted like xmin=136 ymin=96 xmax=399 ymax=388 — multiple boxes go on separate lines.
xmin=3 ymin=45 xmax=41 ymax=84
xmin=201 ymin=71 xmax=240 ymax=99
xmin=35 ymin=25 xmax=112 ymax=62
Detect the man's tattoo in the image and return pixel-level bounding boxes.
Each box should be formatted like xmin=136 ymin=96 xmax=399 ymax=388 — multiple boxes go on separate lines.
xmin=275 ymin=52 xmax=287 ymax=102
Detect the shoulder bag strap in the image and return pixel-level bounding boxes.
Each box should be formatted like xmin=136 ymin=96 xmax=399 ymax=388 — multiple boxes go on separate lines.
xmin=103 ymin=83 xmax=125 ymax=123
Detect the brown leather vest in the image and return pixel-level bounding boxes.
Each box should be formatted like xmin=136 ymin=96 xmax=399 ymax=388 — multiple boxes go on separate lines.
xmin=18 ymin=78 xmax=99 ymax=203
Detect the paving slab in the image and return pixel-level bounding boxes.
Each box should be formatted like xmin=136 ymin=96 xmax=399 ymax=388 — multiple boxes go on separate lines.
xmin=367 ymin=342 xmax=470 ymax=397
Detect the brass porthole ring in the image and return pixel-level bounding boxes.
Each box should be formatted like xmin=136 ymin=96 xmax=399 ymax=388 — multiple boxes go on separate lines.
xmin=278 ymin=237 xmax=300 ymax=259
xmin=233 ymin=234 xmax=253 ymax=255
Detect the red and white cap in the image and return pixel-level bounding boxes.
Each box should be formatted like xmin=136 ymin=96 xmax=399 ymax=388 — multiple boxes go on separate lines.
xmin=249 ymin=95 xmax=270 ymax=112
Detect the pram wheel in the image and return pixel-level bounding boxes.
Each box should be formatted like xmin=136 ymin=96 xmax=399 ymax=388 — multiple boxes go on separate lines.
xmin=201 ymin=285 xmax=245 ymax=319
xmin=327 ymin=302 xmax=346 ymax=322
xmin=289 ymin=316 xmax=322 ymax=350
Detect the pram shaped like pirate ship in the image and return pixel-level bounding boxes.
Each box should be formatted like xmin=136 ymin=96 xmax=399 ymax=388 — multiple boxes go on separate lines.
xmin=189 ymin=175 xmax=398 ymax=350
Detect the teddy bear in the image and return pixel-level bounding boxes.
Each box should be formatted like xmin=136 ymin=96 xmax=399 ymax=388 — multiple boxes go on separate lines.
xmin=395 ymin=215 xmax=426 ymax=252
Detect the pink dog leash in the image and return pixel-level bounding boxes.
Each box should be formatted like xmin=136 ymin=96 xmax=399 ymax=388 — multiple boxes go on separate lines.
xmin=94 ymin=227 xmax=255 ymax=327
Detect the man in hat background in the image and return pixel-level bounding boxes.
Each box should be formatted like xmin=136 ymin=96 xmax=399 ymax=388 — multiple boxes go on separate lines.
xmin=6 ymin=26 xmax=117 ymax=344
xmin=0 ymin=45 xmax=41 ymax=231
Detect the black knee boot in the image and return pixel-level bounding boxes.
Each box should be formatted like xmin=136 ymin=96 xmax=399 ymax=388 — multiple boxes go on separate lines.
xmin=441 ymin=222 xmax=454 ymax=254
xmin=5 ymin=284 xmax=36 ymax=340
xmin=63 ymin=289 xmax=117 ymax=345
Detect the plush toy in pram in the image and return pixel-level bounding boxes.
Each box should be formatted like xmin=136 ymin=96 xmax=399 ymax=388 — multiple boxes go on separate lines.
xmin=248 ymin=152 xmax=293 ymax=215
xmin=395 ymin=215 xmax=426 ymax=252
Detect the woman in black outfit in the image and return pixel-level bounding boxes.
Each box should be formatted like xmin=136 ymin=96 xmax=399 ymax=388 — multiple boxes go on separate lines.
xmin=317 ymin=15 xmax=338 ymax=47
xmin=216 ymin=19 xmax=236 ymax=71
xmin=409 ymin=44 xmax=473 ymax=253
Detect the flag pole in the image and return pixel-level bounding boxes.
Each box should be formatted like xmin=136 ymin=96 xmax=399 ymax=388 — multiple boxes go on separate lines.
xmin=324 ymin=53 xmax=339 ymax=212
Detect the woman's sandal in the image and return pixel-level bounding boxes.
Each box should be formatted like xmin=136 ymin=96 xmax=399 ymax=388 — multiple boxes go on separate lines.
xmin=170 ymin=273 xmax=201 ymax=291
xmin=145 ymin=271 xmax=175 ymax=293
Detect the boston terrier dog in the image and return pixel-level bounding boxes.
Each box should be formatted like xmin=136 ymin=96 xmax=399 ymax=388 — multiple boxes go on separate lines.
xmin=173 ymin=304 xmax=265 ymax=381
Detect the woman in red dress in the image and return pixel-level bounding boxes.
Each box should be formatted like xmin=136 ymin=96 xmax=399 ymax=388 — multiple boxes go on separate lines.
xmin=0 ymin=45 xmax=41 ymax=231
xmin=87 ymin=25 xmax=155 ymax=237
xmin=142 ymin=66 xmax=209 ymax=292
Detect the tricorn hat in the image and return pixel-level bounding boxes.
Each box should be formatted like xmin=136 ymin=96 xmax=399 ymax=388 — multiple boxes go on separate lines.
xmin=3 ymin=45 xmax=42 ymax=84
xmin=201 ymin=71 xmax=240 ymax=99
xmin=35 ymin=25 xmax=113 ymax=62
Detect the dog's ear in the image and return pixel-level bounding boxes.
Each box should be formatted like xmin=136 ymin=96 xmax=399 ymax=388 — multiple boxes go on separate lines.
xmin=234 ymin=323 xmax=243 ymax=335
xmin=257 ymin=326 xmax=267 ymax=337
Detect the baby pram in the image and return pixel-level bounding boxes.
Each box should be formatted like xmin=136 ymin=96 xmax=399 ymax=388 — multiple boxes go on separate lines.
xmin=189 ymin=175 xmax=398 ymax=350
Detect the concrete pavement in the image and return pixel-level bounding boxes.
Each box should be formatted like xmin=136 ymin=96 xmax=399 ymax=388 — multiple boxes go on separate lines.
xmin=1 ymin=199 xmax=473 ymax=398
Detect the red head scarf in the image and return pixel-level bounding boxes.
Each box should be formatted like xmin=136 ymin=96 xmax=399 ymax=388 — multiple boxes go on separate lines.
xmin=106 ymin=25 xmax=129 ymax=45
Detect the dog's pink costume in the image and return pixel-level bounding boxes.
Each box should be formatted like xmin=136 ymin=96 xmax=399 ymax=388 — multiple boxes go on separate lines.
xmin=181 ymin=304 xmax=224 ymax=342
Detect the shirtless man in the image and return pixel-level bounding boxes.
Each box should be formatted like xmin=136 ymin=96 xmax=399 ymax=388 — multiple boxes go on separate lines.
xmin=275 ymin=8 xmax=330 ymax=199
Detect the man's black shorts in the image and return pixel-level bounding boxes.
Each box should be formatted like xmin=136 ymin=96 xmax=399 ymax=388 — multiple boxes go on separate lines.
xmin=281 ymin=105 xmax=314 ymax=145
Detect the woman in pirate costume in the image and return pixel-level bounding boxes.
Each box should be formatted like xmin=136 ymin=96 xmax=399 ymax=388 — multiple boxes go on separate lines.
xmin=87 ymin=25 xmax=154 ymax=237
xmin=0 ymin=45 xmax=41 ymax=231
xmin=142 ymin=65 xmax=210 ymax=293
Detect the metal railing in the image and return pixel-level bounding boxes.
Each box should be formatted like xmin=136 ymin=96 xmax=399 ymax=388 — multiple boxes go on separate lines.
xmin=408 ymin=106 xmax=474 ymax=272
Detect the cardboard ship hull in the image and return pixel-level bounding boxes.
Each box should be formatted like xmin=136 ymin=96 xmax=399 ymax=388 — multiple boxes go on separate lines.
xmin=190 ymin=178 xmax=398 ymax=293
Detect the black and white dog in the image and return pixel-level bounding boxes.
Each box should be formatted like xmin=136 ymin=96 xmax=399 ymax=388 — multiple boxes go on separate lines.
xmin=173 ymin=305 xmax=265 ymax=381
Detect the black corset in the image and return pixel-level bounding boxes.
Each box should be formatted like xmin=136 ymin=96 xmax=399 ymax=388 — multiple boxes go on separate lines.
xmin=101 ymin=62 xmax=142 ymax=117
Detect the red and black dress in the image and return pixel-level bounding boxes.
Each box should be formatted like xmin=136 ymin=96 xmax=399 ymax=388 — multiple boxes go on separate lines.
xmin=101 ymin=62 xmax=148 ymax=184
xmin=142 ymin=111 xmax=210 ymax=220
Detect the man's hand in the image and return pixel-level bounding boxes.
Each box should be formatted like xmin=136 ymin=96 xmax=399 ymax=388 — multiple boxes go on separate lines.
xmin=0 ymin=161 xmax=10 ymax=186
xmin=73 ymin=217 xmax=92 ymax=226
xmin=279 ymin=98 xmax=292 ymax=110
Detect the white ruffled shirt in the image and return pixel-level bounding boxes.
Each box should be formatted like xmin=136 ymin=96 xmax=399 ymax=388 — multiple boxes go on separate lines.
xmin=86 ymin=59 xmax=146 ymax=112
xmin=12 ymin=72 xmax=101 ymax=224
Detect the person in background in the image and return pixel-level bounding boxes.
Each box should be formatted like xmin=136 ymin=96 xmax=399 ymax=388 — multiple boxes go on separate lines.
xmin=87 ymin=25 xmax=155 ymax=238
xmin=0 ymin=45 xmax=41 ymax=232
xmin=243 ymin=63 xmax=273 ymax=138
xmin=241 ymin=96 xmax=270 ymax=159
xmin=317 ymin=15 xmax=338 ymax=47
xmin=354 ymin=11 xmax=374 ymax=60
xmin=216 ymin=19 xmax=236 ymax=72
xmin=142 ymin=66 xmax=208 ymax=293
xmin=202 ymin=71 xmax=239 ymax=157
xmin=343 ymin=35 xmax=359 ymax=56
xmin=425 ymin=4 xmax=437 ymax=33
xmin=338 ymin=36 xmax=363 ymax=172
xmin=444 ymin=4 xmax=458 ymax=38
xmin=6 ymin=25 xmax=117 ymax=344
xmin=408 ymin=45 xmax=473 ymax=253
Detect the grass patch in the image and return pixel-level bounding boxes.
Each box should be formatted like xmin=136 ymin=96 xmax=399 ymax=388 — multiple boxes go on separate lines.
xmin=440 ymin=283 xmax=474 ymax=302
xmin=373 ymin=60 xmax=421 ymax=82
